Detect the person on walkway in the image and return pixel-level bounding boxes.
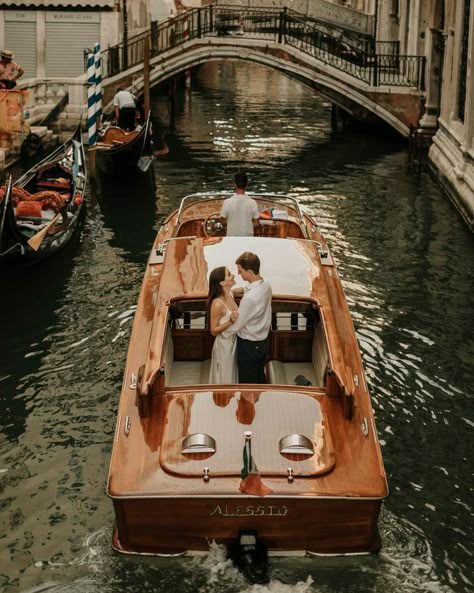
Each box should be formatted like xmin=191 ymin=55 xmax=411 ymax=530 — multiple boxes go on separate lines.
xmin=220 ymin=172 xmax=260 ymax=236
xmin=223 ymin=252 xmax=272 ymax=383
xmin=208 ymin=266 xmax=239 ymax=384
xmin=113 ymin=85 xmax=136 ymax=132
xmin=0 ymin=50 xmax=24 ymax=89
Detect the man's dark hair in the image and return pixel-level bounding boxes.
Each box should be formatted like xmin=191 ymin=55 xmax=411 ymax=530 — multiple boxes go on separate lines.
xmin=234 ymin=172 xmax=248 ymax=190
xmin=236 ymin=252 xmax=260 ymax=275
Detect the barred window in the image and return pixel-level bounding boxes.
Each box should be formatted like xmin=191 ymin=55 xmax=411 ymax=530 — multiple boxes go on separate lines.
xmin=458 ymin=0 xmax=471 ymax=121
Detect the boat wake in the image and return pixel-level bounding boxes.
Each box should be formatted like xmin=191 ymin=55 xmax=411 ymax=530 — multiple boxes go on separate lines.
xmin=194 ymin=542 xmax=314 ymax=593
xmin=372 ymin=510 xmax=458 ymax=593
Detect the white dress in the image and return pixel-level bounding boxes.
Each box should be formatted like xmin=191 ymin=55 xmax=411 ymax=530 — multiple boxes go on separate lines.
xmin=209 ymin=300 xmax=238 ymax=384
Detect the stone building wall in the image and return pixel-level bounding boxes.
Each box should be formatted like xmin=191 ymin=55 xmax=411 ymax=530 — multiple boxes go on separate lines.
xmin=428 ymin=0 xmax=474 ymax=229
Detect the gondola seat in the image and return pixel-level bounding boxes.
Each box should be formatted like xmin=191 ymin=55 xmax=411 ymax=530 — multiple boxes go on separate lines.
xmin=15 ymin=201 xmax=42 ymax=219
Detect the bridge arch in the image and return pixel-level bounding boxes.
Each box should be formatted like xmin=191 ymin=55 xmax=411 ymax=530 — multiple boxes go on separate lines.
xmin=102 ymin=12 xmax=425 ymax=137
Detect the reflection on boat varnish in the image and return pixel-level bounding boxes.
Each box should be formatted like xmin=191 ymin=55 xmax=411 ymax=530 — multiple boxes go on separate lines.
xmin=107 ymin=192 xmax=388 ymax=558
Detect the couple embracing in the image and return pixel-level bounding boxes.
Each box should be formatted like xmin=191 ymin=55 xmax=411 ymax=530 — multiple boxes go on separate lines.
xmin=208 ymin=252 xmax=272 ymax=384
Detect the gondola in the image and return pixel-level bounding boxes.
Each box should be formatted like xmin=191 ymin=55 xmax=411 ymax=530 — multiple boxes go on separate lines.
xmin=94 ymin=111 xmax=153 ymax=176
xmin=107 ymin=193 xmax=388 ymax=560
xmin=0 ymin=124 xmax=86 ymax=265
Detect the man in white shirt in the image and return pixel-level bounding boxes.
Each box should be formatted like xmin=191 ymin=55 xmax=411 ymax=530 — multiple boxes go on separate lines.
xmin=223 ymin=252 xmax=272 ymax=383
xmin=0 ymin=49 xmax=24 ymax=89
xmin=220 ymin=172 xmax=260 ymax=236
xmin=113 ymin=85 xmax=136 ymax=132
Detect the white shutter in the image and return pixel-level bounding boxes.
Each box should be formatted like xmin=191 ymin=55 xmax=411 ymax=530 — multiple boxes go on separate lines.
xmin=45 ymin=21 xmax=100 ymax=77
xmin=4 ymin=22 xmax=37 ymax=80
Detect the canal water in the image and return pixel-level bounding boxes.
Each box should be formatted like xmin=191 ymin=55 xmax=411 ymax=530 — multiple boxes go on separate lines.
xmin=1 ymin=62 xmax=473 ymax=593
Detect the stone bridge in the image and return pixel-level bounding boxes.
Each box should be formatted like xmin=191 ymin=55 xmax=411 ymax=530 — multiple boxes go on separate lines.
xmin=101 ymin=7 xmax=426 ymax=137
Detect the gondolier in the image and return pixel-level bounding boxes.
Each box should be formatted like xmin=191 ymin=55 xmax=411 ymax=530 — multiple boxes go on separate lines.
xmin=113 ymin=85 xmax=136 ymax=132
xmin=0 ymin=49 xmax=24 ymax=89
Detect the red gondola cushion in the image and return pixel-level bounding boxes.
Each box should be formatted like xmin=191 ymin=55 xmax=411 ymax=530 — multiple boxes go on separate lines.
xmin=16 ymin=201 xmax=42 ymax=218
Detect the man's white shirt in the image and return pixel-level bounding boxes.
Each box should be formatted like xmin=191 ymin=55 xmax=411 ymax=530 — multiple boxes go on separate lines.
xmin=221 ymin=194 xmax=259 ymax=236
xmin=113 ymin=90 xmax=136 ymax=109
xmin=223 ymin=279 xmax=272 ymax=340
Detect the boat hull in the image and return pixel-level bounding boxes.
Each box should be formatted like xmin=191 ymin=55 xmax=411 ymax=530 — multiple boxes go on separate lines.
xmin=95 ymin=117 xmax=151 ymax=177
xmin=0 ymin=208 xmax=84 ymax=266
xmin=107 ymin=194 xmax=388 ymax=559
xmin=111 ymin=496 xmax=382 ymax=556
xmin=0 ymin=125 xmax=86 ymax=267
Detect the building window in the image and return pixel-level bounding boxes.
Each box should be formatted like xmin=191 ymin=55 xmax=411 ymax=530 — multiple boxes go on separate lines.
xmin=458 ymin=0 xmax=471 ymax=121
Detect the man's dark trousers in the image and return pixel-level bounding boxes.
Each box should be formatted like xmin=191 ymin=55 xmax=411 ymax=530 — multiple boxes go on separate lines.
xmin=237 ymin=336 xmax=268 ymax=383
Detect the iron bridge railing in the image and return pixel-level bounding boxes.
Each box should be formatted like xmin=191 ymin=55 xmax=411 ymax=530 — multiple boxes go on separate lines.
xmin=100 ymin=6 xmax=425 ymax=90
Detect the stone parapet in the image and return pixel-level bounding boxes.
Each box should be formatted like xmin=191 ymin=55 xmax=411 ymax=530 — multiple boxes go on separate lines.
xmin=207 ymin=0 xmax=374 ymax=34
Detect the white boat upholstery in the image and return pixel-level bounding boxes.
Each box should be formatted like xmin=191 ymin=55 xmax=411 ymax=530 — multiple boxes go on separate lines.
xmin=163 ymin=329 xmax=211 ymax=386
xmin=169 ymin=359 xmax=211 ymax=385
xmin=267 ymin=323 xmax=328 ymax=387
xmin=267 ymin=360 xmax=317 ymax=386
xmin=163 ymin=329 xmax=174 ymax=386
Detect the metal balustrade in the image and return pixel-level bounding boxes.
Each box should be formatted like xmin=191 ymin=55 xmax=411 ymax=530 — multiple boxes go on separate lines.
xmin=100 ymin=6 xmax=425 ymax=90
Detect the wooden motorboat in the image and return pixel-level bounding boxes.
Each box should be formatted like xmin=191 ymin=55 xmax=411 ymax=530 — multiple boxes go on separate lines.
xmin=107 ymin=193 xmax=388 ymax=558
xmin=0 ymin=124 xmax=86 ymax=265
xmin=95 ymin=111 xmax=152 ymax=175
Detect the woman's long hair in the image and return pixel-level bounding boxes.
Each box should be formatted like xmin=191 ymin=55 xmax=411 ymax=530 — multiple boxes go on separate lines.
xmin=208 ymin=266 xmax=226 ymax=309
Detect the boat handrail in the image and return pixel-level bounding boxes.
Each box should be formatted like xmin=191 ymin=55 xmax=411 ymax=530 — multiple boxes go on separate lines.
xmin=156 ymin=235 xmax=198 ymax=256
xmin=175 ymin=193 xmax=231 ymax=226
xmin=175 ymin=192 xmax=309 ymax=236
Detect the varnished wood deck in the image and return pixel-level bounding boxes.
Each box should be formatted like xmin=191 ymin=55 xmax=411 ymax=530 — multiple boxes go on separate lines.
xmin=107 ymin=194 xmax=388 ymax=555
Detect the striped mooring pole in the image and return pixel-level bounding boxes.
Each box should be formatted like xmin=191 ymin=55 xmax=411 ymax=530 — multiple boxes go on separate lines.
xmin=87 ymin=51 xmax=97 ymax=146
xmin=94 ymin=42 xmax=102 ymax=129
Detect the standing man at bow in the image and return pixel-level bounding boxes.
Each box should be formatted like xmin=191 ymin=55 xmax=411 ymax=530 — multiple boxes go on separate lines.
xmin=0 ymin=50 xmax=24 ymax=89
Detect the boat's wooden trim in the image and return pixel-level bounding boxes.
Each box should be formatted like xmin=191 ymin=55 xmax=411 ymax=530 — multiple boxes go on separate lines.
xmin=110 ymin=497 xmax=383 ymax=556
xmin=107 ymin=192 xmax=388 ymax=556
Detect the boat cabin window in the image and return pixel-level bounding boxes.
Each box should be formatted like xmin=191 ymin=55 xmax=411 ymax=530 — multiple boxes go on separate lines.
xmin=158 ymin=298 xmax=330 ymax=390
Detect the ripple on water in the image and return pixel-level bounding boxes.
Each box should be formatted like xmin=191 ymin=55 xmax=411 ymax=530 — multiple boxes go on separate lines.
xmin=1 ymin=60 xmax=473 ymax=593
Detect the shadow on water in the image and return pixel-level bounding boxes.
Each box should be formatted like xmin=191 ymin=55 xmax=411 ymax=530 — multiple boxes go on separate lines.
xmin=0 ymin=231 xmax=82 ymax=442
xmin=1 ymin=61 xmax=473 ymax=593
xmin=94 ymin=168 xmax=157 ymax=262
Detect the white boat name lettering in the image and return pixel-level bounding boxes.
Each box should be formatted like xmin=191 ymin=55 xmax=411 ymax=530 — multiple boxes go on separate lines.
xmin=210 ymin=505 xmax=288 ymax=517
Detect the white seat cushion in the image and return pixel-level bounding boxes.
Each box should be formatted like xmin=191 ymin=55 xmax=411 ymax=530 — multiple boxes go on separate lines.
xmin=266 ymin=360 xmax=286 ymax=384
xmin=267 ymin=360 xmax=317 ymax=387
xmin=200 ymin=359 xmax=211 ymax=383
xmin=169 ymin=360 xmax=211 ymax=386
xmin=312 ymin=323 xmax=329 ymax=385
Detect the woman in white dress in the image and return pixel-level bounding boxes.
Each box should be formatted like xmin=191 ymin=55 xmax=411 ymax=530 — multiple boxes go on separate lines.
xmin=208 ymin=266 xmax=239 ymax=383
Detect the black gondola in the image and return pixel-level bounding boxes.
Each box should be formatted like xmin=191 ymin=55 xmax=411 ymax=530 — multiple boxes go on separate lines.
xmin=95 ymin=111 xmax=153 ymax=176
xmin=0 ymin=124 xmax=86 ymax=266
